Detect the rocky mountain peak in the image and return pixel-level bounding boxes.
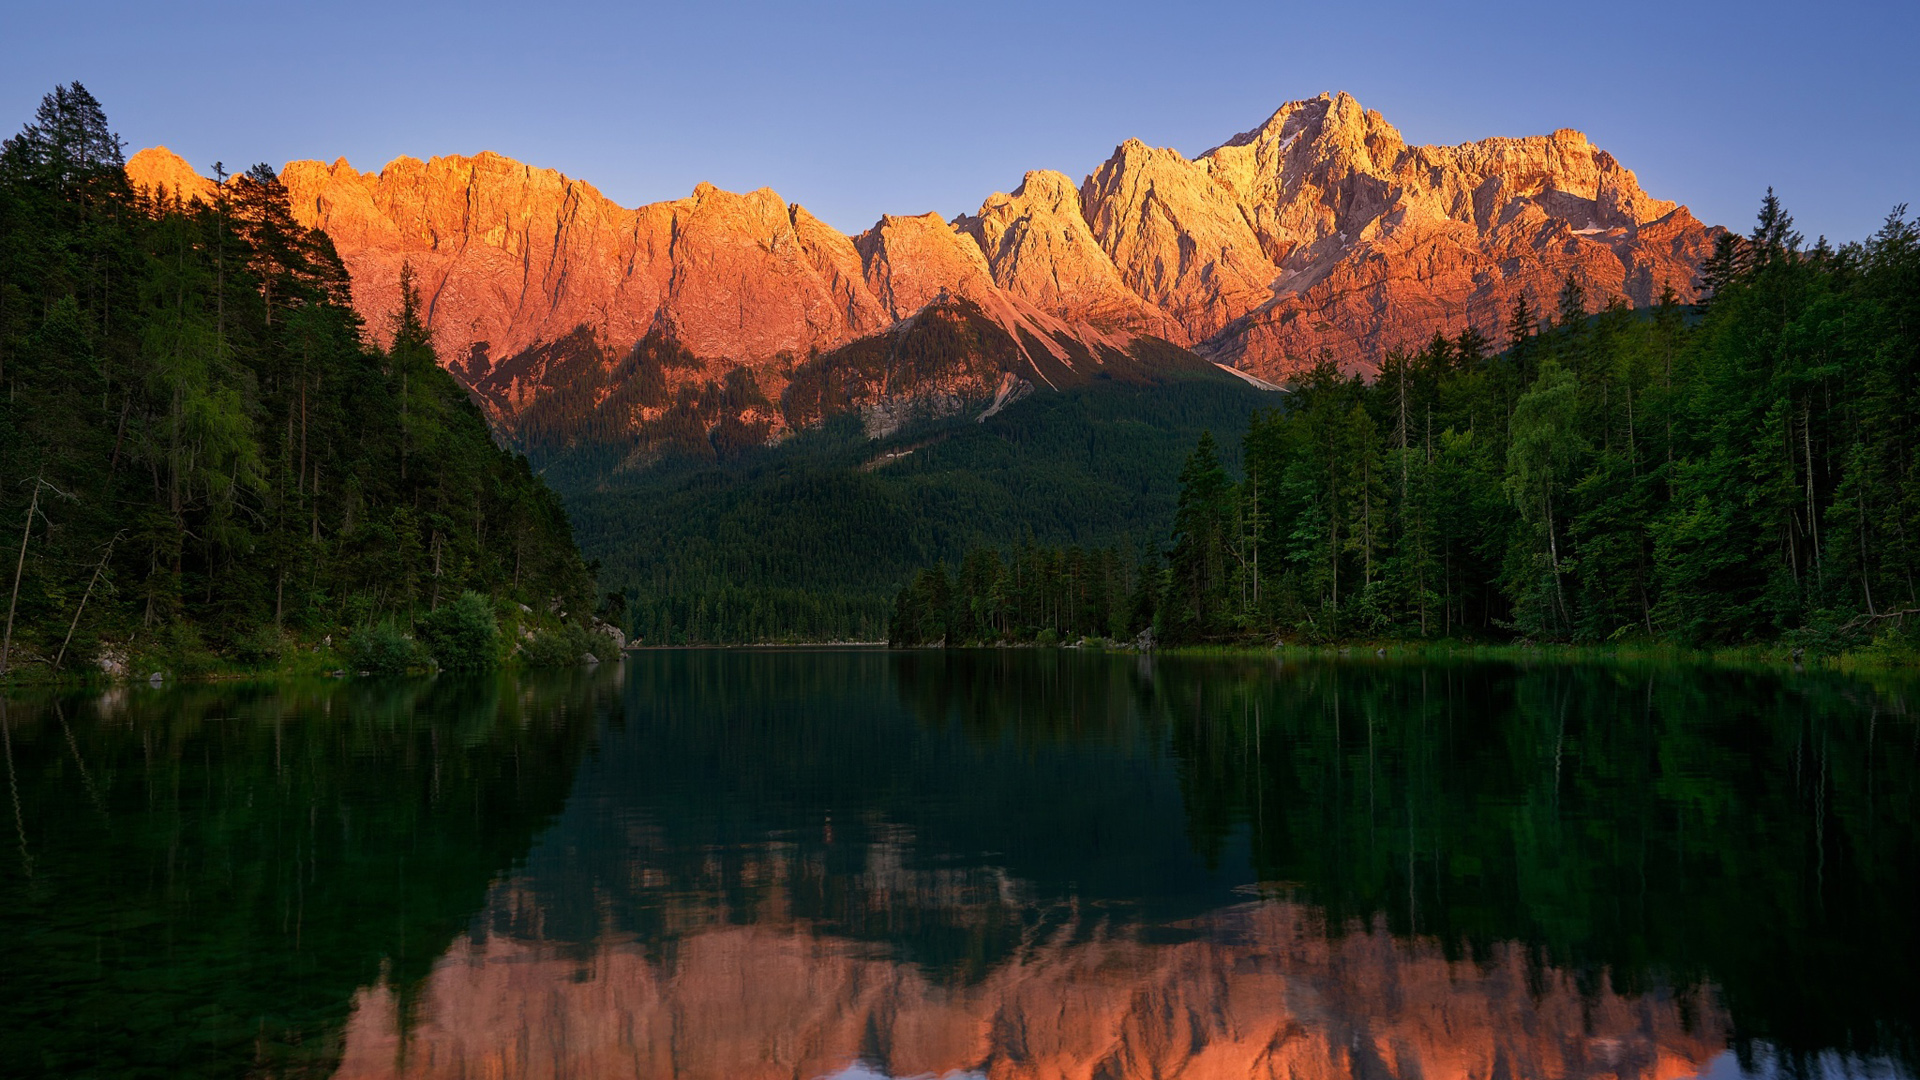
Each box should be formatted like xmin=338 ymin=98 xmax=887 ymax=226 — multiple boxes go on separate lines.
xmin=126 ymin=92 xmax=1719 ymax=445
xmin=956 ymin=170 xmax=1174 ymax=338
xmin=125 ymin=146 xmax=215 ymax=203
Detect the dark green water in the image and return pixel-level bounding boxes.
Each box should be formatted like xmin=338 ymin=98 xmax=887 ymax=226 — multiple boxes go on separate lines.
xmin=0 ymin=652 xmax=1913 ymax=1080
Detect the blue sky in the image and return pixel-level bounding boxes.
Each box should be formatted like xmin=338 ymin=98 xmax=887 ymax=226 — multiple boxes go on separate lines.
xmin=6 ymin=0 xmax=1915 ymax=242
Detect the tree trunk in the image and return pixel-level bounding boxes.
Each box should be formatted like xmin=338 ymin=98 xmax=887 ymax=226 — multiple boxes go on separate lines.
xmin=105 ymin=391 xmax=130 ymax=490
xmin=1545 ymin=487 xmax=1570 ymax=634
xmin=3 ymin=482 xmax=44 ymax=675
xmin=55 ymin=537 xmax=116 ymax=671
xmin=1804 ymin=402 xmax=1820 ymax=578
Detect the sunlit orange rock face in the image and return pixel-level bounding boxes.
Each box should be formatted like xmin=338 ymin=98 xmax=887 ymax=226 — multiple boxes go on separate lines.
xmin=1183 ymin=95 xmax=1716 ymax=373
xmin=267 ymin=155 xmax=894 ymax=386
xmin=332 ymin=896 xmax=1726 ymax=1080
xmin=125 ymin=146 xmax=216 ymax=203
xmin=127 ymin=92 xmax=1717 ymax=431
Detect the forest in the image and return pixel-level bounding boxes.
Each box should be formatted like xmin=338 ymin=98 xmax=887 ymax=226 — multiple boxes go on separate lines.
xmin=571 ymin=370 xmax=1272 ymax=644
xmin=893 ymin=193 xmax=1920 ymax=654
xmin=0 ymin=84 xmax=594 ymax=678
xmin=15 ymin=79 xmax=1913 ymax=662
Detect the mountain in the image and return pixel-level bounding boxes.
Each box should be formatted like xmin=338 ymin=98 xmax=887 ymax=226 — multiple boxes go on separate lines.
xmin=126 ymin=92 xmax=1718 ymax=451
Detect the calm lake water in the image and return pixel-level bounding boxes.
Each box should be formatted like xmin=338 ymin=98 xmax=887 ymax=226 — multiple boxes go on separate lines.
xmin=1 ymin=651 xmax=1914 ymax=1080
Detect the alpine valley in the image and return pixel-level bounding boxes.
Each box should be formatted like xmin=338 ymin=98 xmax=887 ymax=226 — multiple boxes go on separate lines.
xmin=123 ymin=92 xmax=1724 ymax=642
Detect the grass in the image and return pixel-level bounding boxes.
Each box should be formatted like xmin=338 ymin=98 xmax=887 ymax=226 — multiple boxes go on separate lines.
xmin=0 ymin=602 xmax=617 ymax=688
xmin=14 ymin=626 xmax=1919 ymax=688
xmin=1155 ymin=636 xmax=1920 ymax=678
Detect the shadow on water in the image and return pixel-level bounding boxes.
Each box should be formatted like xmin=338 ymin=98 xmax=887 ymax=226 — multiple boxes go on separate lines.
xmin=0 ymin=665 xmax=617 ymax=1078
xmin=2 ymin=651 xmax=1915 ymax=1079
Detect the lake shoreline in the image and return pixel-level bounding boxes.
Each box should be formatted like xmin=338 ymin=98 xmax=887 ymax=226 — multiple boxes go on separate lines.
xmin=11 ymin=634 xmax=1919 ymax=691
xmin=883 ymin=636 xmax=1920 ymax=677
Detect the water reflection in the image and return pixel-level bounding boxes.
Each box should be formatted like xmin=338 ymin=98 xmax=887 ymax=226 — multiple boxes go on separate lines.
xmin=336 ymin=892 xmax=1726 ymax=1080
xmin=342 ymin=651 xmax=1913 ymax=1080
xmin=1 ymin=652 xmax=1914 ymax=1079
xmin=0 ymin=668 xmax=615 ymax=1078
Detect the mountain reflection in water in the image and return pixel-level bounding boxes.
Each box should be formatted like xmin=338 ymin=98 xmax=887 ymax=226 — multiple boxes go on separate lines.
xmin=335 ymin=884 xmax=1725 ymax=1080
xmin=2 ymin=650 xmax=1914 ymax=1080
xmin=334 ymin=651 xmax=1910 ymax=1080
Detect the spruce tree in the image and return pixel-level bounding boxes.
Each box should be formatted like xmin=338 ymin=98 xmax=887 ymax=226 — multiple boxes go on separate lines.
xmin=1166 ymin=431 xmax=1233 ymax=641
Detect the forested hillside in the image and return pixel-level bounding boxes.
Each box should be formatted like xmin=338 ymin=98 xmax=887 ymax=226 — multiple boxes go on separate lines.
xmin=893 ymin=193 xmax=1920 ymax=654
xmin=564 ymin=371 xmax=1275 ymax=643
xmin=0 ymin=84 xmax=592 ymax=677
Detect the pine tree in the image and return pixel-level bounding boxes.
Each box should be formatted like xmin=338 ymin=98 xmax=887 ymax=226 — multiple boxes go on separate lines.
xmin=0 ymin=82 xmax=124 ymax=198
xmin=1166 ymin=431 xmax=1233 ymax=641
xmin=0 ymin=85 xmax=592 ymax=674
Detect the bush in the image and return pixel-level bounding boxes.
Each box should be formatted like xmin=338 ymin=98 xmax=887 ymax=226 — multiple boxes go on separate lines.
xmin=349 ymin=622 xmax=418 ymax=674
xmin=416 ymin=591 xmax=499 ymax=671
xmin=230 ymin=626 xmax=286 ymax=667
xmin=521 ymin=624 xmax=598 ymax=667
xmin=160 ymin=623 xmax=219 ymax=678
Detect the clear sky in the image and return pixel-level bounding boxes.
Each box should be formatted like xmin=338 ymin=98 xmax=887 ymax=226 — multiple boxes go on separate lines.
xmin=6 ymin=0 xmax=1915 ymax=242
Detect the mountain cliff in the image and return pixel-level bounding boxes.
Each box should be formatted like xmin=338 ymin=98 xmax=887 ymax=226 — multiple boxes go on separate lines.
xmin=127 ymin=92 xmax=1717 ymax=448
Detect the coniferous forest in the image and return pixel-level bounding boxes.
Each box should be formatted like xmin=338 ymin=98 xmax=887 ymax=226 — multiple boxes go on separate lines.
xmin=567 ymin=373 xmax=1270 ymax=645
xmin=894 ymin=196 xmax=1920 ymax=655
xmin=8 ymin=83 xmax=1917 ymax=664
xmin=0 ymin=85 xmax=592 ymax=678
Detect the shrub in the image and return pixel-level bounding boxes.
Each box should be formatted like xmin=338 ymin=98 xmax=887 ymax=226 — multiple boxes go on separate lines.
xmin=230 ymin=626 xmax=285 ymax=667
xmin=161 ymin=623 xmax=219 ymax=678
xmin=416 ymin=591 xmax=499 ymax=671
xmin=521 ymin=624 xmax=597 ymax=667
xmin=349 ymin=622 xmax=417 ymax=674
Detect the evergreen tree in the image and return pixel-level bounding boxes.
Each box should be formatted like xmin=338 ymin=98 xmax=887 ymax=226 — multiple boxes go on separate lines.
xmin=1165 ymin=431 xmax=1233 ymax=641
xmin=0 ymin=85 xmax=593 ymax=676
xmin=894 ymin=190 xmax=1920 ymax=656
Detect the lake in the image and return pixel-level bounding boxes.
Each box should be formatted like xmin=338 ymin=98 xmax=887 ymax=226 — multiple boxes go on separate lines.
xmin=1 ymin=651 xmax=1914 ymax=1079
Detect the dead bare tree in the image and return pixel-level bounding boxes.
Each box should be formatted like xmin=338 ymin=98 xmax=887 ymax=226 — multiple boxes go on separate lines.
xmin=2 ymin=473 xmax=74 ymax=676
xmin=54 ymin=531 xmax=121 ymax=671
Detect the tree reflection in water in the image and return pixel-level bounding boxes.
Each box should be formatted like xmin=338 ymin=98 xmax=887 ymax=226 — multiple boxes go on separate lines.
xmin=342 ymin=651 xmax=1916 ymax=1080
xmin=2 ymin=652 xmax=1913 ymax=1080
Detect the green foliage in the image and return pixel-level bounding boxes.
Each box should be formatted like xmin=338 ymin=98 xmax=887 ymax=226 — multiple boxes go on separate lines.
xmin=1231 ymin=198 xmax=1920 ymax=650
xmin=1503 ymin=358 xmax=1586 ymax=638
xmin=888 ymin=542 xmax=1152 ymax=647
xmin=0 ymin=85 xmax=592 ymax=676
xmin=520 ymin=622 xmax=598 ymax=667
xmin=152 ymin=622 xmax=219 ymax=679
xmin=229 ymin=625 xmax=287 ymax=667
xmin=565 ymin=373 xmax=1270 ymax=645
xmin=892 ymin=194 xmax=1920 ymax=654
xmin=415 ymin=591 xmax=498 ymax=671
xmin=1165 ymin=432 xmax=1234 ymax=641
xmin=348 ymin=621 xmax=418 ymax=674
